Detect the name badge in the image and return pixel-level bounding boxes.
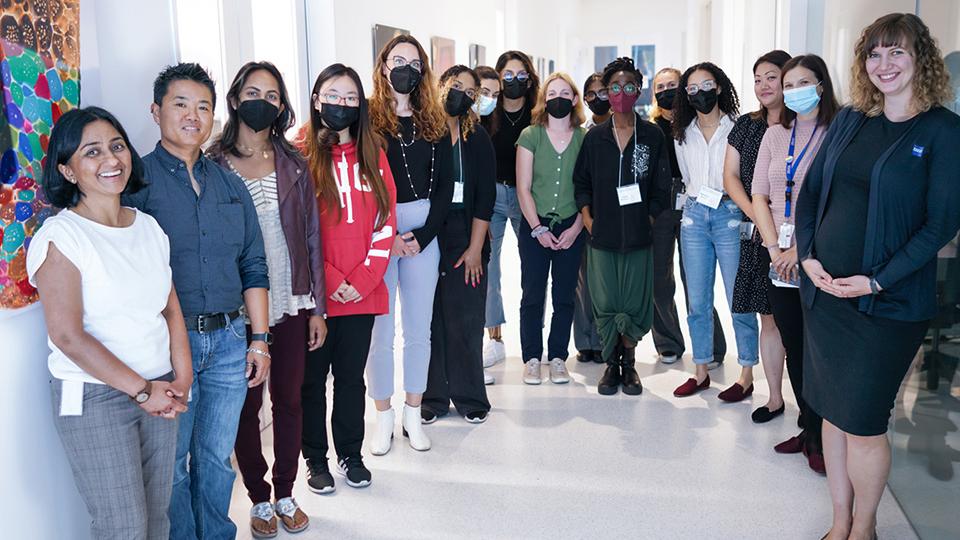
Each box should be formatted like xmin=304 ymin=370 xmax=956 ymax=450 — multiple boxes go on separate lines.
xmin=452 ymin=182 xmax=464 ymax=204
xmin=739 ymin=222 xmax=756 ymax=241
xmin=697 ymin=186 xmax=723 ymax=209
xmin=60 ymin=379 xmax=84 ymax=416
xmin=675 ymin=193 xmax=688 ymax=211
xmin=778 ymin=222 xmax=795 ymax=249
xmin=617 ymin=183 xmax=642 ymax=206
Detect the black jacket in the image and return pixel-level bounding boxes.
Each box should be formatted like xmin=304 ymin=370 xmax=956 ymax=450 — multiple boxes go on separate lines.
xmin=573 ymin=114 xmax=672 ymax=252
xmin=796 ymin=105 xmax=960 ymax=321
xmin=457 ymin=124 xmax=497 ymax=225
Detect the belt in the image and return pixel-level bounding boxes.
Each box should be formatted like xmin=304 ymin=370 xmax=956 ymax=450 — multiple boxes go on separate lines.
xmin=184 ymin=310 xmax=241 ymax=333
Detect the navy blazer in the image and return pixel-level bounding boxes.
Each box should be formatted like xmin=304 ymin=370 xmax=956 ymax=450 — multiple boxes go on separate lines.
xmin=795 ymin=105 xmax=960 ymax=321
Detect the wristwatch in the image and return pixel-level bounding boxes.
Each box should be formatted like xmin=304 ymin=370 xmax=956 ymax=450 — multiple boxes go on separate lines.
xmin=250 ymin=332 xmax=274 ymax=345
xmin=131 ymin=380 xmax=152 ymax=404
xmin=869 ymin=277 xmax=883 ymax=295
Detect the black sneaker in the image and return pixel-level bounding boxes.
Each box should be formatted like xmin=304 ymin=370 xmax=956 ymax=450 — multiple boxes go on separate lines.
xmin=421 ymin=408 xmax=439 ymax=424
xmin=336 ymin=455 xmax=372 ymax=488
xmin=306 ymin=459 xmax=335 ymax=494
xmin=464 ymin=410 xmax=488 ymax=424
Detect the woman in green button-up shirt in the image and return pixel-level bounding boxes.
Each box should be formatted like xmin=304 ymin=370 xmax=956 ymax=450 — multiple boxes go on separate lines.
xmin=515 ymin=71 xmax=587 ymax=386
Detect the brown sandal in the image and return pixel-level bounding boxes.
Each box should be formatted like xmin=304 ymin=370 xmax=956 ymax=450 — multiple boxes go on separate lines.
xmin=250 ymin=502 xmax=278 ymax=539
xmin=275 ymin=497 xmax=309 ymax=534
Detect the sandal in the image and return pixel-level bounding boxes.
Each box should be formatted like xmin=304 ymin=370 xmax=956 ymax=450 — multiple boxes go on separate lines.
xmin=276 ymin=497 xmax=310 ymax=534
xmin=250 ymin=501 xmax=278 ymax=539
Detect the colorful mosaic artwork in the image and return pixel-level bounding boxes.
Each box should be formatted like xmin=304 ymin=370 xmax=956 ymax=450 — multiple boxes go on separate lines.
xmin=0 ymin=0 xmax=80 ymax=309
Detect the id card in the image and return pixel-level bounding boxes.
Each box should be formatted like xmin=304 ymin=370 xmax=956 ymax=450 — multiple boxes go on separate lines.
xmin=60 ymin=380 xmax=84 ymax=416
xmin=617 ymin=183 xmax=642 ymax=206
xmin=452 ymin=182 xmax=464 ymax=204
xmin=675 ymin=193 xmax=688 ymax=211
xmin=697 ymin=186 xmax=723 ymax=209
xmin=739 ymin=222 xmax=756 ymax=241
xmin=778 ymin=223 xmax=795 ymax=249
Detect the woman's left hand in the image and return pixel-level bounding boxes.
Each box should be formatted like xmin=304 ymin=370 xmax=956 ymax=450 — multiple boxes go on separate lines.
xmin=167 ymin=376 xmax=192 ymax=407
xmin=772 ymin=246 xmax=799 ymax=282
xmin=555 ymin=220 xmax=584 ymax=250
xmin=830 ymin=275 xmax=873 ymax=298
xmin=401 ymin=232 xmax=422 ymax=255
xmin=307 ymin=315 xmax=327 ymax=351
xmin=455 ymin=247 xmax=484 ymax=287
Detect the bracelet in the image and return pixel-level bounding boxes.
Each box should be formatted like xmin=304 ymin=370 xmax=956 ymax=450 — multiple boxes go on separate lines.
xmin=530 ymin=225 xmax=549 ymax=238
xmin=247 ymin=347 xmax=271 ymax=359
xmin=869 ymin=277 xmax=882 ymax=295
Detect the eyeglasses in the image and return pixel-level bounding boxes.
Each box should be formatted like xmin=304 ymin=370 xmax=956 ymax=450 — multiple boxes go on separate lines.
xmin=585 ymin=89 xmax=609 ymax=102
xmin=684 ymin=80 xmax=717 ymax=95
xmin=479 ymin=87 xmax=500 ymax=98
xmin=608 ymin=83 xmax=638 ymax=96
xmin=502 ymin=71 xmax=529 ymax=83
xmin=319 ymin=93 xmax=360 ymax=106
xmin=391 ymin=56 xmax=423 ymax=72
xmin=450 ymin=82 xmax=477 ymax=100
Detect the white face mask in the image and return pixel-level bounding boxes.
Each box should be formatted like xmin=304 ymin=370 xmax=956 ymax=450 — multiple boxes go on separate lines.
xmin=471 ymin=94 xmax=497 ymax=116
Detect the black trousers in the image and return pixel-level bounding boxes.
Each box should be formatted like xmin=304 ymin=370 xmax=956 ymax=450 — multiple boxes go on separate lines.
xmin=424 ymin=210 xmax=492 ymax=416
xmin=652 ymin=206 xmax=727 ymax=359
xmin=517 ymin=214 xmax=585 ymax=362
xmin=767 ymin=282 xmax=822 ymax=449
xmin=301 ymin=314 xmax=375 ymax=462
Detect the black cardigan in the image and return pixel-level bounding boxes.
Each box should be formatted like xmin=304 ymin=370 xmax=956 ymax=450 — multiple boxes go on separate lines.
xmin=795 ymin=105 xmax=960 ymax=321
xmin=573 ymin=114 xmax=672 ymax=252
xmin=456 ymin=123 xmax=497 ymax=225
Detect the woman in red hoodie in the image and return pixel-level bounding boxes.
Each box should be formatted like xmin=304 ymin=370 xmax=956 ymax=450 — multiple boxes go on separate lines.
xmin=298 ymin=64 xmax=396 ymax=494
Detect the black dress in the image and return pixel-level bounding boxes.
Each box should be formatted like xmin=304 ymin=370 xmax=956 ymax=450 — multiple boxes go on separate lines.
xmin=727 ymin=115 xmax=772 ymax=315
xmin=803 ymin=115 xmax=929 ymax=436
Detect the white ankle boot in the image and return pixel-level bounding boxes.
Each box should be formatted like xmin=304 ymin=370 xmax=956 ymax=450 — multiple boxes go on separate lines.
xmin=370 ymin=408 xmax=395 ymax=456
xmin=402 ymin=404 xmax=431 ymax=451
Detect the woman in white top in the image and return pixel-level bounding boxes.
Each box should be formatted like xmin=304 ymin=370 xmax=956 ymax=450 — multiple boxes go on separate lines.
xmin=27 ymin=107 xmax=191 ymax=540
xmin=670 ymin=63 xmax=760 ymax=398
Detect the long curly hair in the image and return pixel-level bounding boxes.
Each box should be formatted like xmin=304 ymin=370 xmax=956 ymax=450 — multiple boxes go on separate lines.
xmin=850 ymin=12 xmax=952 ymax=117
xmin=301 ymin=64 xmax=390 ymax=229
xmin=369 ymin=34 xmax=447 ymax=143
xmin=438 ymin=65 xmax=480 ymax=141
xmin=531 ymin=71 xmax=586 ymax=127
xmin=672 ymin=62 xmax=740 ymax=144
xmin=488 ymin=50 xmax=540 ymax=136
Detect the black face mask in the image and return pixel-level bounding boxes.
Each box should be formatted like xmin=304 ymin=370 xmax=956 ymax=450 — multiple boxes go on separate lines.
xmin=389 ymin=65 xmax=422 ymax=95
xmin=320 ymin=103 xmax=359 ymax=132
xmin=502 ymin=78 xmax=527 ymax=99
xmin=444 ymin=88 xmax=475 ymax=117
xmin=688 ymin=89 xmax=719 ymax=115
xmin=237 ymin=99 xmax=280 ymax=132
xmin=546 ymin=97 xmax=573 ymax=119
xmin=587 ymin=98 xmax=610 ymax=116
xmin=655 ymin=88 xmax=677 ymax=110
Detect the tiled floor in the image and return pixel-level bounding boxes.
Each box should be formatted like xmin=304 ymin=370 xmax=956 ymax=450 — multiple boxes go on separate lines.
xmin=228 ymin=233 xmax=918 ymax=539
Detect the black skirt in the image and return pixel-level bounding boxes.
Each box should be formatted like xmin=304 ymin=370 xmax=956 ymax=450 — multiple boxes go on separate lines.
xmin=802 ymin=291 xmax=929 ymax=436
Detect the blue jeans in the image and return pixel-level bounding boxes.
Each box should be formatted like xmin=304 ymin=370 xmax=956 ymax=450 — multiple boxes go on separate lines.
xmin=484 ymin=183 xmax=522 ymax=328
xmin=169 ymin=316 xmax=249 ymax=540
xmin=680 ymin=198 xmax=759 ymax=366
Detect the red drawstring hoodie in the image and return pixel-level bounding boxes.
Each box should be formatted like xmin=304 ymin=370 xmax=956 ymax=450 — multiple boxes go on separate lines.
xmin=319 ymin=141 xmax=397 ymax=317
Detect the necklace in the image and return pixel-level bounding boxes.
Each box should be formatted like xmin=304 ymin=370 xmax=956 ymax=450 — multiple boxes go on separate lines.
xmin=697 ymin=120 xmax=719 ymax=129
xmin=397 ymin=122 xmax=435 ymax=199
xmin=237 ymin=142 xmax=272 ymax=160
xmin=503 ymin=108 xmax=524 ymax=126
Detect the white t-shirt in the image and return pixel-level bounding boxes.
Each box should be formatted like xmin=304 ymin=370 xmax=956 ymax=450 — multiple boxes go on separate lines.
xmin=27 ymin=208 xmax=174 ymax=384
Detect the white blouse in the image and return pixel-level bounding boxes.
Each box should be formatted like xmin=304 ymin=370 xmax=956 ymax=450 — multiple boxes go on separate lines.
xmin=674 ymin=114 xmax=736 ymax=199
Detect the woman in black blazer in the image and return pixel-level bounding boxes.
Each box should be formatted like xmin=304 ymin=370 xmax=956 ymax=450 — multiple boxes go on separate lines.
xmin=795 ymin=14 xmax=960 ymax=540
xmin=422 ymin=65 xmax=497 ymax=424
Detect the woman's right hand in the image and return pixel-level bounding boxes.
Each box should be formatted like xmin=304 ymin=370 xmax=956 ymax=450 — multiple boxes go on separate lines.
xmin=140 ymin=380 xmax=188 ymax=418
xmin=800 ymin=258 xmax=844 ymax=296
xmin=537 ymin=231 xmax=559 ymax=249
xmin=391 ymin=235 xmax=411 ymax=257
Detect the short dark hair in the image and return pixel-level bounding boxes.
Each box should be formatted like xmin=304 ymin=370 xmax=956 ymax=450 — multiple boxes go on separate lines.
xmin=43 ymin=107 xmax=146 ymax=209
xmin=152 ymin=62 xmax=217 ymax=107
xmin=475 ymin=65 xmax=498 ymax=81
xmin=751 ymin=50 xmax=792 ymax=120
xmin=779 ymin=54 xmax=841 ymax=129
xmin=582 ymin=72 xmax=603 ymax=97
xmin=601 ymin=57 xmax=643 ymax=88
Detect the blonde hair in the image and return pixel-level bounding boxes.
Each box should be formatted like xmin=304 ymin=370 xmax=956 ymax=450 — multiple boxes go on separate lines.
xmin=530 ymin=72 xmax=585 ymax=127
xmin=649 ymin=67 xmax=681 ymax=121
xmin=850 ymin=13 xmax=952 ymax=117
xmin=369 ymin=35 xmax=447 ymax=142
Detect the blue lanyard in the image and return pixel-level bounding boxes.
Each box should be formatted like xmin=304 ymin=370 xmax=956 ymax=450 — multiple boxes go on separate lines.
xmin=784 ymin=122 xmax=818 ymax=218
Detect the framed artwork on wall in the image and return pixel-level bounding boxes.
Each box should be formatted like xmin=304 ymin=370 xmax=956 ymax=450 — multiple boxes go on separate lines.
xmin=372 ymin=24 xmax=410 ymax=63
xmin=469 ymin=44 xmax=486 ymax=68
xmin=594 ymin=46 xmax=617 ymax=72
xmin=431 ymin=36 xmax=455 ymax=74
xmin=631 ymin=44 xmax=656 ymax=108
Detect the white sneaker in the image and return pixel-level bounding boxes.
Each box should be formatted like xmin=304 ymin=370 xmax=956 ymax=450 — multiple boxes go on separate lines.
xmin=483 ymin=369 xmax=495 ymax=385
xmin=369 ymin=408 xmax=394 ymax=456
xmin=523 ymin=360 xmax=542 ymax=385
xmin=402 ymin=404 xmax=431 ymax=451
xmin=483 ymin=339 xmax=506 ymax=367
xmin=548 ymin=358 xmax=570 ymax=384
xmin=659 ymin=354 xmax=679 ymax=365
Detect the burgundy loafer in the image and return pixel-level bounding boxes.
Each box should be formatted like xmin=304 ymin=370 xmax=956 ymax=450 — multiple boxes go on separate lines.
xmin=673 ymin=375 xmax=710 ymax=397
xmin=718 ymin=383 xmax=754 ymax=402
xmin=774 ymin=434 xmax=804 ymax=454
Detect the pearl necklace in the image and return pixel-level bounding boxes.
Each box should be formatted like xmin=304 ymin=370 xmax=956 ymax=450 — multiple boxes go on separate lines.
xmin=397 ymin=122 xmax=435 ymax=199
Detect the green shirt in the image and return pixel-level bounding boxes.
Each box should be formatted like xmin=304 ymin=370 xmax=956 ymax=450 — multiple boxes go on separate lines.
xmin=516 ymin=124 xmax=585 ymax=223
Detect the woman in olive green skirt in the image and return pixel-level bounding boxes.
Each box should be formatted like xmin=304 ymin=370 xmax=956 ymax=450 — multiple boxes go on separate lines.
xmin=572 ymin=57 xmax=673 ymax=395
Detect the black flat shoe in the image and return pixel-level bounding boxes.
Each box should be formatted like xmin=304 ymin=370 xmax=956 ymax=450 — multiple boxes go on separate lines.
xmin=751 ymin=404 xmax=785 ymax=423
xmin=591 ymin=350 xmax=604 ymax=364
xmin=576 ymin=350 xmax=594 ymax=363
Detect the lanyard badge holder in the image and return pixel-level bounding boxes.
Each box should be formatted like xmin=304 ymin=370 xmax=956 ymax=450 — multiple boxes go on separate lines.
xmin=780 ymin=123 xmax=818 ymax=248
xmin=452 ymin=122 xmax=465 ymax=203
xmin=613 ymin=115 xmax=642 ymax=206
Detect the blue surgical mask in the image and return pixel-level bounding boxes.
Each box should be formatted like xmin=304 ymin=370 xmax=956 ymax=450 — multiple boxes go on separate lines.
xmin=472 ymin=94 xmax=496 ymax=116
xmin=783 ymin=84 xmax=821 ymax=115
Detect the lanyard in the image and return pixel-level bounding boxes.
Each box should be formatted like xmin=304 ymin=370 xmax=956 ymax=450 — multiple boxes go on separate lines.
xmin=611 ymin=114 xmax=638 ymax=188
xmin=783 ymin=122 xmax=818 ymax=218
